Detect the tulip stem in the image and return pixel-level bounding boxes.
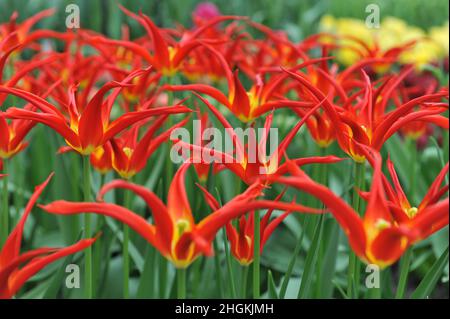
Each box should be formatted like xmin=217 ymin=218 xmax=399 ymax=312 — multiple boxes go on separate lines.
xmin=83 ymin=155 xmax=93 ymax=299
xmin=213 ymin=239 xmax=224 ymax=297
xmin=241 ymin=265 xmax=249 ymax=298
xmin=223 ymin=229 xmax=237 ymax=298
xmin=347 ymin=161 xmax=365 ymax=298
xmin=1 ymin=160 xmax=8 ymax=248
xmin=253 ymin=209 xmax=261 ymax=299
xmin=159 ymin=257 xmax=168 ymax=298
xmin=177 ymin=268 xmax=187 ymax=299
xmin=395 ymin=248 xmax=412 ymax=299
xmin=279 ymin=217 xmax=310 ymax=298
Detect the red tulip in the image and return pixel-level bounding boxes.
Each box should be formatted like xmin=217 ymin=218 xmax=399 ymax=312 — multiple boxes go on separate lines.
xmin=110 ymin=115 xmax=189 ymax=179
xmin=285 ymin=67 xmax=449 ymax=162
xmin=0 ymin=73 xmax=62 ymax=160
xmin=0 ymin=174 xmax=96 ymax=299
xmin=89 ymin=142 xmax=114 ymax=175
xmin=0 ymin=68 xmax=191 ymax=155
xmin=86 ymin=6 xmax=242 ymax=77
xmin=41 ymin=163 xmax=320 ymax=268
xmin=199 ymin=185 xmax=296 ymax=265
xmin=175 ymin=93 xmax=343 ymax=185
xmin=0 ymin=9 xmax=73 ymax=54
xmin=270 ymin=148 xmax=448 ymax=267
xmin=165 ymin=57 xmax=330 ymax=122
xmin=375 ymin=157 xmax=449 ymax=234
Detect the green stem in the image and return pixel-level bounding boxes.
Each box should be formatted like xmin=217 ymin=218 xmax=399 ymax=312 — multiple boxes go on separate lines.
xmin=1 ymin=160 xmax=9 ymax=248
xmin=191 ymin=258 xmax=202 ymax=298
xmin=213 ymin=239 xmax=224 ymax=298
xmin=279 ymin=217 xmax=310 ymax=299
xmin=177 ymin=268 xmax=187 ymax=299
xmin=158 ymin=256 xmax=168 ymax=298
xmin=13 ymin=155 xmax=24 ymax=227
xmin=395 ymin=248 xmax=412 ymax=299
xmin=83 ymin=156 xmax=93 ymax=299
xmin=223 ymin=229 xmax=237 ymax=298
xmin=241 ymin=265 xmax=249 ymax=298
xmin=253 ymin=209 xmax=261 ymax=299
xmin=347 ymin=161 xmax=364 ymax=298
xmin=93 ymin=173 xmax=106 ymax=297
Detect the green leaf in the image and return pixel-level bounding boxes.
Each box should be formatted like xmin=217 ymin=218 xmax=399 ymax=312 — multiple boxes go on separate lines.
xmin=104 ymin=218 xmax=144 ymax=272
xmin=267 ymin=270 xmax=278 ymax=299
xmin=298 ymin=215 xmax=325 ymax=298
xmin=136 ymin=247 xmax=156 ymax=298
xmin=411 ymin=246 xmax=449 ymax=299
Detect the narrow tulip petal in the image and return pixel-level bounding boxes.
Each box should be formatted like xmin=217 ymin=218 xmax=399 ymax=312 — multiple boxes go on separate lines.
xmin=0 ymin=87 xmax=65 ymax=117
xmin=196 ymin=183 xmax=221 ymax=211
xmin=275 ymin=97 xmax=327 ymax=160
xmin=0 ymin=173 xmax=53 ymax=267
xmin=79 ymin=81 xmax=130 ymax=150
xmin=381 ymin=108 xmax=448 ymax=148
xmin=372 ymin=91 xmax=448 ymax=148
xmin=230 ymin=70 xmax=251 ymax=118
xmin=165 ymin=84 xmax=230 ymax=107
xmin=139 ymin=13 xmax=170 ymax=69
xmin=369 ymin=227 xmax=411 ymax=267
xmin=419 ymin=163 xmax=449 ymax=210
xmin=97 ymin=180 xmax=172 ymax=250
xmin=275 ymin=156 xmax=343 ymax=176
xmin=5 ymin=108 xmax=80 ymax=149
xmin=7 ymin=238 xmax=96 ymax=298
xmin=386 ymin=156 xmax=410 ymax=208
xmin=274 ymin=158 xmax=368 ymax=258
xmin=41 ymin=201 xmax=160 ymax=250
xmin=410 ymin=200 xmax=449 ymax=240
xmin=167 ymin=163 xmax=194 ymax=224
xmin=103 ymin=105 xmax=191 ymax=143
xmin=193 ymin=93 xmax=245 ymax=159
xmin=0 ymin=115 xmax=10 ymax=152
xmin=0 ymin=247 xmax=58 ymax=292
xmin=261 ymin=210 xmax=292 ymax=251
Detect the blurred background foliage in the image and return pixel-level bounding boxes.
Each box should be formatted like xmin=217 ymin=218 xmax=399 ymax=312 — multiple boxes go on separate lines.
xmin=1 ymin=0 xmax=449 ymax=41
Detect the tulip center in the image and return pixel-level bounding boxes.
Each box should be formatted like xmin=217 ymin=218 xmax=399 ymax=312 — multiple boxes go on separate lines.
xmin=406 ymin=207 xmax=418 ymax=218
xmin=375 ymin=218 xmax=391 ymax=231
xmin=176 ymin=219 xmax=190 ymax=237
xmin=123 ymin=147 xmax=133 ymax=159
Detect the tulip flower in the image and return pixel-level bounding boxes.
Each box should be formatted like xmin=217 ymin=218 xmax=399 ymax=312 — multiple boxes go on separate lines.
xmin=110 ymin=115 xmax=189 ymax=179
xmin=41 ymin=163 xmax=320 ymax=268
xmin=86 ymin=6 xmax=242 ymax=77
xmin=0 ymin=68 xmax=191 ymax=155
xmin=175 ymin=94 xmax=342 ymax=185
xmin=239 ymin=20 xmax=309 ymax=75
xmin=285 ymin=67 xmax=449 ymax=162
xmin=0 ymin=9 xmax=72 ymax=53
xmin=0 ymin=76 xmax=62 ymax=160
xmin=190 ymin=110 xmax=222 ymax=182
xmin=270 ymin=148 xmax=449 ymax=267
xmin=164 ymin=57 xmax=332 ymax=122
xmin=89 ymin=142 xmax=114 ymax=175
xmin=0 ymin=110 xmax=35 ymax=159
xmin=0 ymin=35 xmax=63 ymax=106
xmin=198 ymin=185 xmax=294 ymax=265
xmin=375 ymin=157 xmax=449 ymax=231
xmin=0 ymin=174 xmax=96 ymax=299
